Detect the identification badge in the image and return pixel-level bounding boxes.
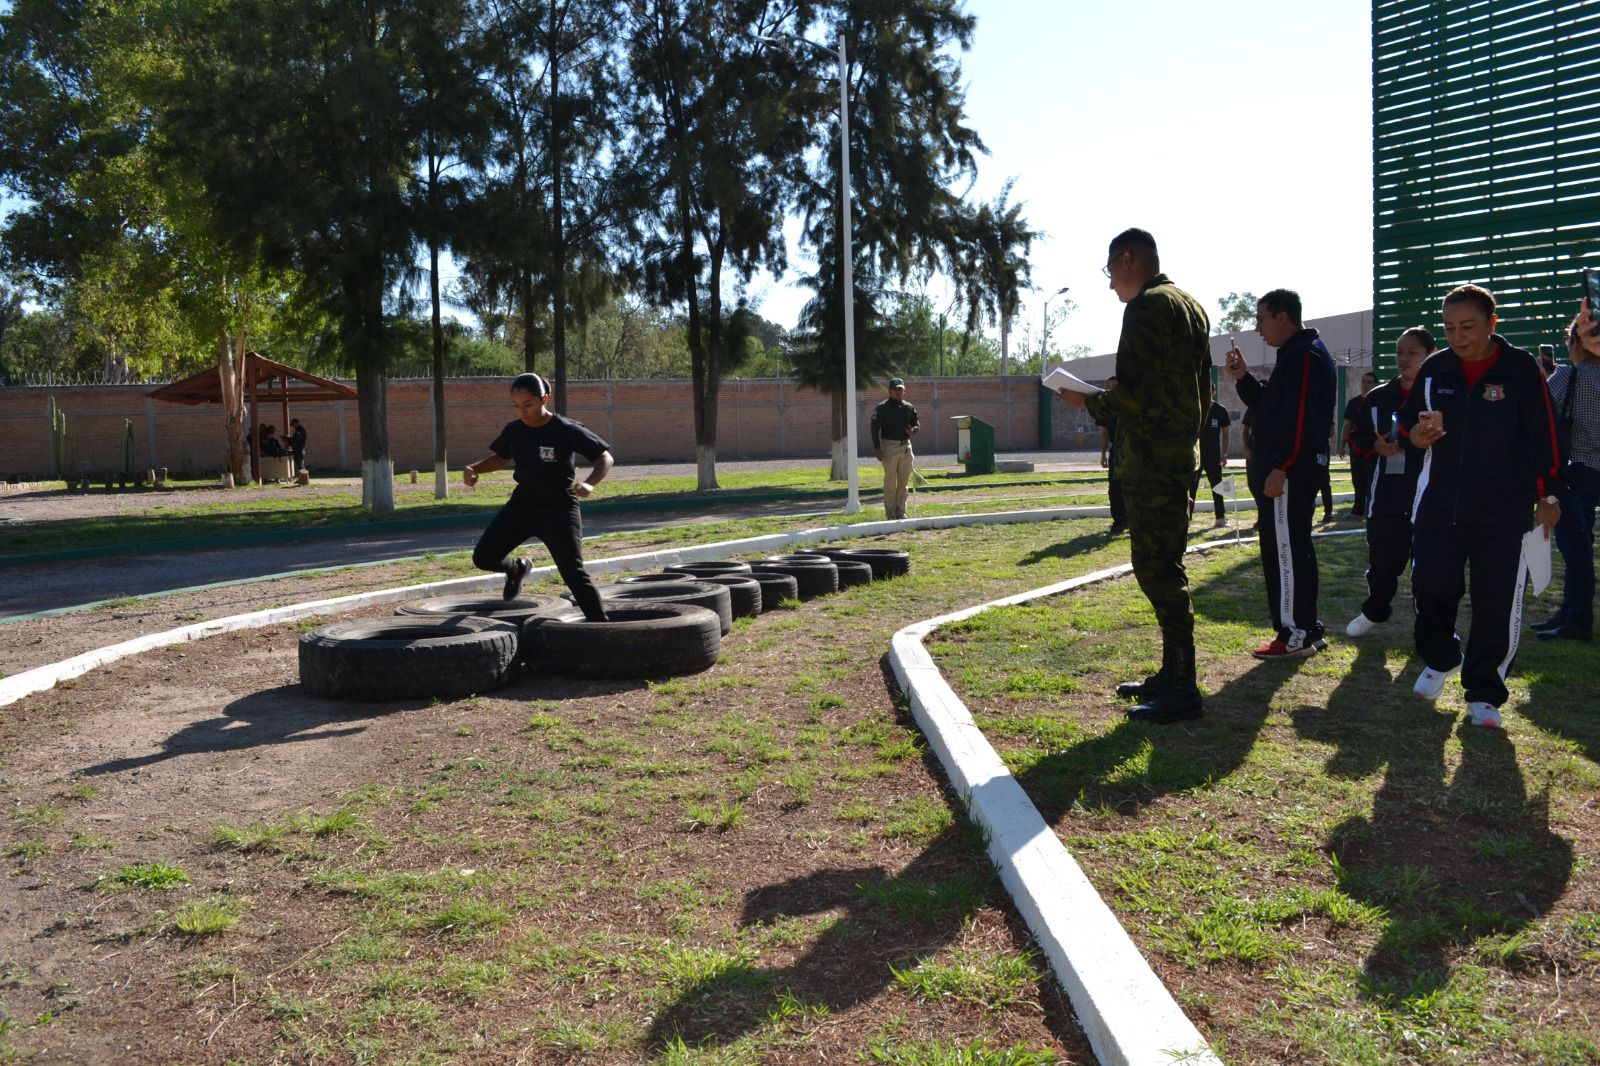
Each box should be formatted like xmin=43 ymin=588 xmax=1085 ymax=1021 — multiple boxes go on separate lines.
xmin=539 ymin=446 xmax=556 ymax=461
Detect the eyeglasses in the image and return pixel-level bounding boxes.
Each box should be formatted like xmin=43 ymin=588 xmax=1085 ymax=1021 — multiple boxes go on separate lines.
xmin=1102 ymin=252 xmax=1127 ymax=278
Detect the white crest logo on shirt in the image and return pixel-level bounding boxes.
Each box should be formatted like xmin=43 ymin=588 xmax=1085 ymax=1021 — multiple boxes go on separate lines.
xmin=539 ymin=446 xmax=556 ymax=462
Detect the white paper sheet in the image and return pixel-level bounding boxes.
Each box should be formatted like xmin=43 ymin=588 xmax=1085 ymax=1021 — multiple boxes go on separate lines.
xmin=1523 ymin=525 xmax=1553 ymax=597
xmin=1041 ymin=366 xmax=1104 ymax=395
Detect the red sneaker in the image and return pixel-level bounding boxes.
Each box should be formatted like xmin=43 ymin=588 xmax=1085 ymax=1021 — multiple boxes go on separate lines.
xmin=1251 ymin=634 xmax=1324 ymax=659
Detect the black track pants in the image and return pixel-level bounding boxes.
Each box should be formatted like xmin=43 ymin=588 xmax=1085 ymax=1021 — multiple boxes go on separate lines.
xmin=473 ymin=498 xmax=607 ymax=621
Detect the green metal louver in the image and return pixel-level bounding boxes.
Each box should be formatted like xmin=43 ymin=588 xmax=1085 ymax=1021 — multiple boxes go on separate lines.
xmin=1373 ymin=0 xmax=1600 ymax=374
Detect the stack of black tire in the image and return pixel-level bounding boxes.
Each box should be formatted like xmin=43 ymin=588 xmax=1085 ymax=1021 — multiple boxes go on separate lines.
xmin=298 ymin=545 xmax=910 ymax=701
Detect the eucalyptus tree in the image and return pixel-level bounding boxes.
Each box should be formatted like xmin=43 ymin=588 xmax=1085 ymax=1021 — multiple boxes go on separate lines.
xmin=159 ymin=0 xmax=428 ymax=511
xmin=784 ymin=0 xmax=989 ymax=468
xmin=397 ymin=0 xmax=488 ymax=498
xmin=626 ymin=0 xmax=821 ymax=490
xmin=467 ymin=0 xmax=634 ymax=414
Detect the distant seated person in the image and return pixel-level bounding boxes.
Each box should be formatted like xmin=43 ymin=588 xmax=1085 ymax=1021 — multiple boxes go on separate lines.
xmin=260 ymin=425 xmax=285 ymax=457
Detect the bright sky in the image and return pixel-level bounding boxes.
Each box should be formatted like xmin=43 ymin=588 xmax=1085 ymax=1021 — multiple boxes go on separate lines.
xmin=1 ymin=0 xmax=1373 ymax=358
xmin=755 ymin=0 xmax=1374 ymax=356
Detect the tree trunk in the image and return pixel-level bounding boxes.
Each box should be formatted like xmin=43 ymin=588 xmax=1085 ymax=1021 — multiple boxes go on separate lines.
xmin=521 ymin=270 xmax=537 ymax=374
xmin=429 ymin=233 xmax=448 ymax=500
xmin=1000 ymin=314 xmax=1010 ymax=375
xmin=352 ymin=267 xmax=393 ymax=513
xmin=217 ymin=333 xmax=245 ymax=484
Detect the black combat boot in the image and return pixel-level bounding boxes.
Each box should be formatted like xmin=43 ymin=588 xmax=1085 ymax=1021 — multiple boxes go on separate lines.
xmin=1116 ymin=640 xmax=1179 ymax=701
xmin=1129 ymin=643 xmax=1203 ymax=723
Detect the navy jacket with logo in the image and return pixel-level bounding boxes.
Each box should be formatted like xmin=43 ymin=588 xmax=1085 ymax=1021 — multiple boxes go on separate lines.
xmin=1234 ymin=327 xmax=1337 ymax=495
xmin=1349 ymin=376 xmax=1420 ymax=519
xmin=1396 ymin=336 xmax=1565 ymax=535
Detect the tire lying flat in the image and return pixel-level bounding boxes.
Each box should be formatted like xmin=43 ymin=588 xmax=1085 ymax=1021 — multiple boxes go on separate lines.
xmin=832 ymin=559 xmax=874 ymax=588
xmin=590 ymin=581 xmax=733 ymax=634
xmin=751 ymin=559 xmax=838 ymax=599
xmin=840 ymin=547 xmax=912 ymax=578
xmin=664 ymin=561 xmax=754 ymax=578
xmin=745 ymin=571 xmax=800 ymax=610
xmin=537 ymin=604 xmax=721 ymax=678
xmin=692 ymin=574 xmax=764 ymax=617
xmin=394 ymin=594 xmax=577 ymax=662
xmin=299 ymin=616 xmax=520 ymax=702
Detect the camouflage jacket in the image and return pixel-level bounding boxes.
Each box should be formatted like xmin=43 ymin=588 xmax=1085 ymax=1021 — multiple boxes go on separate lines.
xmin=1084 ymin=274 xmax=1211 ymax=479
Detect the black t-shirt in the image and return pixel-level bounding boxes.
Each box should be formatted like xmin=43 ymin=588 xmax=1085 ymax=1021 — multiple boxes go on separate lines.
xmin=1199 ymin=402 xmax=1230 ymax=462
xmin=490 ymin=413 xmax=609 ymax=505
xmin=1343 ymin=395 xmax=1364 ymax=427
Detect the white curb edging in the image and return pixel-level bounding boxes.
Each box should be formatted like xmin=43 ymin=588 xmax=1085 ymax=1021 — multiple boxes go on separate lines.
xmin=0 ymin=505 xmax=1099 ymax=709
xmin=888 ymin=544 xmax=1251 ymax=1066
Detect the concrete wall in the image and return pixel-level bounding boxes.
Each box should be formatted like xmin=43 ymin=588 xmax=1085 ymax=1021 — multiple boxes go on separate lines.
xmin=0 ymin=375 xmax=1076 ymax=480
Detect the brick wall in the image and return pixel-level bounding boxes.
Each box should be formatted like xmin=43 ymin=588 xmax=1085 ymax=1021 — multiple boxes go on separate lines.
xmin=0 ymin=375 xmax=1065 ymax=479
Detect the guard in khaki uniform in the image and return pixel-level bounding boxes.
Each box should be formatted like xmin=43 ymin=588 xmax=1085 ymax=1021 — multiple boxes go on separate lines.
xmin=1057 ymin=228 xmax=1212 ymax=722
xmin=872 ymin=378 xmax=920 ymax=520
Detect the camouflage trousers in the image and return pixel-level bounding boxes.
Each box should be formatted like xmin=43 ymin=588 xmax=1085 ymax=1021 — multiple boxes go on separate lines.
xmin=1122 ymin=467 xmax=1196 ymax=649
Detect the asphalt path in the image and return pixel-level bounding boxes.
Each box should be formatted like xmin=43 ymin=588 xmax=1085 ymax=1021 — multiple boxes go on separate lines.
xmin=0 ymin=498 xmax=842 ymax=620
xmin=0 ymin=451 xmax=1103 ymax=620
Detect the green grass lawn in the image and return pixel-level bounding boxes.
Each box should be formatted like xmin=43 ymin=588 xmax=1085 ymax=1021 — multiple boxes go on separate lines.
xmin=930 ymin=534 xmax=1600 ymax=1064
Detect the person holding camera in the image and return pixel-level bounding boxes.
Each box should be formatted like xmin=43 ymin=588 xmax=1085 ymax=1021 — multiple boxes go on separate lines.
xmin=1397 ymin=285 xmax=1563 ymax=729
xmin=1224 ymin=289 xmax=1337 ymax=660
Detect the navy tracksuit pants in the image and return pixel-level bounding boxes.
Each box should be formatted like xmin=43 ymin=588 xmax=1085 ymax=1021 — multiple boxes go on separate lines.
xmin=1254 ymin=471 xmax=1323 ymax=641
xmin=1361 ymin=514 xmax=1412 ymax=623
xmin=1411 ymin=517 xmax=1526 ymax=708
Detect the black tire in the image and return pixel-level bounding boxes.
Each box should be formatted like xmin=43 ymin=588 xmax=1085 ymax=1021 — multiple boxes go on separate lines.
xmin=766 ymin=553 xmax=837 ymax=566
xmin=394 ymin=594 xmax=576 ymax=663
xmin=617 ymin=573 xmax=689 ymax=583
xmin=745 ymin=571 xmax=800 ymax=610
xmin=299 ymin=617 xmax=520 ymax=702
xmin=792 ymin=547 xmax=854 ymax=561
xmin=592 ymin=581 xmax=733 ymax=635
xmin=664 ymin=561 xmax=754 ymax=577
xmin=751 ymin=559 xmax=838 ymax=599
xmin=692 ymin=574 xmax=764 ymax=617
xmin=537 ymin=604 xmax=721 ymax=678
xmin=832 ymin=559 xmax=874 ymax=589
xmin=840 ymin=547 xmax=912 ymax=578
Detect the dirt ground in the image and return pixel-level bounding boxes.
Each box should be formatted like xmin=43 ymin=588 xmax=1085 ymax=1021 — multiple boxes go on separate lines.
xmin=0 ymin=518 xmax=1096 ymax=1064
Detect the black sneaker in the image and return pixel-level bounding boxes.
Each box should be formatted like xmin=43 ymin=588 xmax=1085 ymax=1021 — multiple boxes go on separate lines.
xmin=1530 ymin=614 xmax=1568 ymax=632
xmin=1128 ymin=687 xmax=1204 ymax=724
xmin=502 ymin=557 xmax=532 ymax=601
xmin=1107 ymin=523 xmax=1126 ymax=535
xmin=1115 ymin=674 xmax=1166 ymax=701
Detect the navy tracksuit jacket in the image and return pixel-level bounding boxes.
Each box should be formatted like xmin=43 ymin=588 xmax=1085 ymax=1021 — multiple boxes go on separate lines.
xmin=1397 ymin=337 xmax=1565 ymax=707
xmin=1236 ymin=327 xmax=1337 ymax=640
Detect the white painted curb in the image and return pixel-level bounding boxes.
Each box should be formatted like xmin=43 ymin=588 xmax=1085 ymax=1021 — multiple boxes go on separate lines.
xmin=0 ymin=505 xmax=1099 ymax=709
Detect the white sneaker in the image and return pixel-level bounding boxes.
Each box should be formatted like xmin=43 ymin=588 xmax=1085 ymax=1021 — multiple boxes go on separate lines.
xmin=1412 ymin=664 xmax=1460 ymax=701
xmin=1467 ymin=701 xmax=1503 ymax=729
xmin=1346 ymin=613 xmax=1378 ymax=638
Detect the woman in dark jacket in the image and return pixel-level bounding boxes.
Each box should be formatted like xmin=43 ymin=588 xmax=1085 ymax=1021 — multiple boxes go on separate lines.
xmin=1398 ymin=285 xmax=1563 ymax=729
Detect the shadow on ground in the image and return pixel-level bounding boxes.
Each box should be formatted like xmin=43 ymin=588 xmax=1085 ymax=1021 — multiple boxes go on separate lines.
xmin=1295 ymin=641 xmax=1572 ymax=1001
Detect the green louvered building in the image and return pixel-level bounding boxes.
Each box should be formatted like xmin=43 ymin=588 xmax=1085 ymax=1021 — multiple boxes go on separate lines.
xmin=1373 ymin=0 xmax=1600 ymax=370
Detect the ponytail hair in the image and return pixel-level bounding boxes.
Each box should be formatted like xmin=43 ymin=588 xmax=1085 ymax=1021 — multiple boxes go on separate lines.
xmin=510 ymin=372 xmax=549 ymax=397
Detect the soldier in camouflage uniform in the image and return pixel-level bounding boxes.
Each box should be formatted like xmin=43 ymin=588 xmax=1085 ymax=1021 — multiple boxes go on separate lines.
xmin=1058 ymin=228 xmax=1212 ymax=722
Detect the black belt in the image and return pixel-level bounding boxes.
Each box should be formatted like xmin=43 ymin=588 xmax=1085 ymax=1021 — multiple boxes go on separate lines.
xmin=882 ymin=436 xmax=911 ymax=442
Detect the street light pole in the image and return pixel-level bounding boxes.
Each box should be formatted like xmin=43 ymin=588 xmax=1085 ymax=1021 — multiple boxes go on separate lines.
xmin=757 ymin=30 xmax=858 ymax=513
xmin=1040 ymin=285 xmax=1069 ymax=366
xmin=836 ymin=33 xmax=858 ymax=514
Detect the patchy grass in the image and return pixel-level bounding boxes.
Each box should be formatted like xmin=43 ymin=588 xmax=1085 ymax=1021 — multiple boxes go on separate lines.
xmin=935 ymin=533 xmax=1600 ymax=1063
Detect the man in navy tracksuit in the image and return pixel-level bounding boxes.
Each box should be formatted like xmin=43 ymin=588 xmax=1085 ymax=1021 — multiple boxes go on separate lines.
xmin=1345 ymin=327 xmax=1433 ymax=637
xmin=1398 ymin=285 xmax=1563 ymax=729
xmin=1224 ymin=289 xmax=1337 ymax=658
